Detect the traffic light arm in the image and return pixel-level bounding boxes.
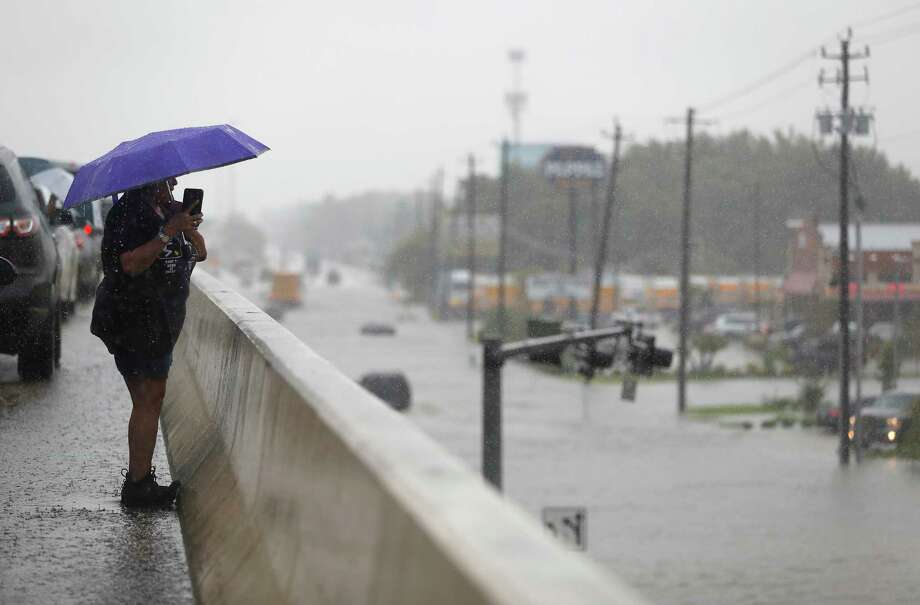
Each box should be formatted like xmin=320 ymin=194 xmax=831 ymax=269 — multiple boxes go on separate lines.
xmin=496 ymin=325 xmax=632 ymax=362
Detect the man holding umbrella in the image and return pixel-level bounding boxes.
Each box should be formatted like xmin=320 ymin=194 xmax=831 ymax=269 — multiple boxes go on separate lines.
xmin=65 ymin=124 xmax=269 ymax=507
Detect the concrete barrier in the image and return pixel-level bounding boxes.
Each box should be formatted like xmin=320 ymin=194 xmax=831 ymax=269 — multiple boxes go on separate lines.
xmin=162 ymin=271 xmax=648 ymax=605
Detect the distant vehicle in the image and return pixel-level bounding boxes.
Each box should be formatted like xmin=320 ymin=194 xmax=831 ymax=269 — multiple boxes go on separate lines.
xmin=817 ymin=396 xmax=875 ymax=431
xmin=360 ymin=322 xmax=396 ymax=336
xmin=0 ymin=146 xmax=62 ymax=380
xmin=867 ymin=322 xmax=896 ymax=342
xmin=768 ymin=318 xmax=806 ymax=346
xmin=789 ymin=334 xmax=864 ymax=375
xmin=70 ymin=197 xmax=108 ymax=299
xmin=709 ymin=312 xmax=760 ymax=337
xmin=358 ymin=372 xmax=411 ymax=411
xmin=33 ymin=185 xmax=79 ymax=318
xmin=854 ymin=392 xmax=919 ymax=447
xmin=268 ymin=272 xmax=303 ymax=307
xmin=326 ymin=269 xmax=341 ymax=286
xmin=21 ymin=157 xmax=105 ymax=300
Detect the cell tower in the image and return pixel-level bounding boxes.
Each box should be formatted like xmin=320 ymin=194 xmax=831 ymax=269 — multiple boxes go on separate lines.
xmin=505 ymin=48 xmax=527 ymax=147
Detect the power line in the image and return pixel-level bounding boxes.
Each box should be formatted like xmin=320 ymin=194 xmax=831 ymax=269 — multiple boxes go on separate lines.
xmin=716 ymin=76 xmax=816 ymax=121
xmin=852 ymin=1 xmax=920 ymax=29
xmin=699 ymin=49 xmax=816 ymax=113
xmin=865 ymin=21 xmax=920 ymax=47
xmin=698 ymin=3 xmax=918 ymax=117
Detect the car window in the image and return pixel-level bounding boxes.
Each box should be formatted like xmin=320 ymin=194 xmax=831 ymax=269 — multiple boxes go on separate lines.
xmin=0 ymin=165 xmax=19 ymax=210
xmin=875 ymin=394 xmax=917 ymax=411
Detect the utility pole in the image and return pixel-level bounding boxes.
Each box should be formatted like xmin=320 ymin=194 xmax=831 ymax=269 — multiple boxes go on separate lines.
xmin=855 ymin=197 xmax=864 ymax=412
xmin=678 ymin=107 xmax=693 ymax=415
xmin=497 ymin=140 xmax=510 ymax=338
xmin=466 ymin=154 xmax=477 ymax=340
xmin=568 ymin=184 xmax=578 ymax=319
xmin=753 ymin=182 xmax=762 ymax=323
xmin=893 ymin=256 xmax=903 ymax=391
xmin=590 ymin=121 xmax=623 ymax=329
xmin=820 ymin=31 xmax=869 ymax=465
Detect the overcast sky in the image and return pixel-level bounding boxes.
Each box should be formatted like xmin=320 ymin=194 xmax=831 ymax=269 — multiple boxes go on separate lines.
xmin=4 ymin=0 xmax=920 ymax=217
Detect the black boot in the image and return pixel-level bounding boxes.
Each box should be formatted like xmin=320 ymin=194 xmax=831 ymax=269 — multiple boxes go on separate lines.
xmin=120 ymin=467 xmax=180 ymax=507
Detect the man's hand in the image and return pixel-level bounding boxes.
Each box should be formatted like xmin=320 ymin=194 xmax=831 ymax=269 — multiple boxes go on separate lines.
xmin=164 ymin=211 xmax=198 ymax=237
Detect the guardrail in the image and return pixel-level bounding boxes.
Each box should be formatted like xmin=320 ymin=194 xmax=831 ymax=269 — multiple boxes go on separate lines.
xmin=161 ymin=270 xmax=648 ymax=604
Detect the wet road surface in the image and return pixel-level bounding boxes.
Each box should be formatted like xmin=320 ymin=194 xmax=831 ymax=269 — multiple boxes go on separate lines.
xmin=0 ymin=304 xmax=193 ymax=604
xmin=246 ymin=265 xmax=920 ymax=605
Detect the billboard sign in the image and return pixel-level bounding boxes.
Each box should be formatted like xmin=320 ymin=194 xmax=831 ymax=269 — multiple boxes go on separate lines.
xmin=540 ymin=146 xmax=606 ymax=186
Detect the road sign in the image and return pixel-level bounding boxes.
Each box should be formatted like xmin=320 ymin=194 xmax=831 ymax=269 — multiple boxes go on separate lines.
xmin=542 ymin=506 xmax=587 ymax=550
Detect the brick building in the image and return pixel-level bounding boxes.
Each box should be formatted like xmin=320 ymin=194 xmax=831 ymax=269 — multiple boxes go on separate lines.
xmin=784 ymin=218 xmax=920 ymax=320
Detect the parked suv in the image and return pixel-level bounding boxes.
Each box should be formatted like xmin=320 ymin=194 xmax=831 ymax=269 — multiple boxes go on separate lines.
xmin=0 ymin=147 xmax=60 ymax=380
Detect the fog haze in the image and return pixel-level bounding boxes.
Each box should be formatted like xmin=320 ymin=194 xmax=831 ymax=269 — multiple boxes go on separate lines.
xmin=4 ymin=0 xmax=920 ymax=215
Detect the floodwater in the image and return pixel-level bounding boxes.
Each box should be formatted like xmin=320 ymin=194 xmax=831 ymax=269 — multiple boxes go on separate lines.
xmin=258 ymin=265 xmax=920 ymax=605
xmin=0 ymin=305 xmax=193 ymax=604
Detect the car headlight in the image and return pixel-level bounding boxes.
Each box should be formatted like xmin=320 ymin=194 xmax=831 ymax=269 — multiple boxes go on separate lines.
xmin=886 ymin=417 xmax=901 ymax=429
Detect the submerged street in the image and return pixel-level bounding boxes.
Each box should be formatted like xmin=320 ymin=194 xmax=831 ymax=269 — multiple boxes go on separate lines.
xmin=266 ymin=265 xmax=920 ymax=605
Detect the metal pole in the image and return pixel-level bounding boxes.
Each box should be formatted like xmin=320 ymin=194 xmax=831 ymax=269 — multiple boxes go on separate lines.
xmin=855 ymin=208 xmax=864 ymax=409
xmin=590 ymin=122 xmax=623 ymax=330
xmin=894 ymin=260 xmax=902 ymax=390
xmin=753 ymin=182 xmax=762 ymax=323
xmin=837 ymin=38 xmax=852 ymax=466
xmin=498 ymin=140 xmax=509 ymax=338
xmin=482 ymin=337 xmax=503 ymax=490
xmin=678 ymin=107 xmax=695 ymax=414
xmin=568 ymin=183 xmax=578 ymax=320
xmin=467 ymin=154 xmax=477 ymax=340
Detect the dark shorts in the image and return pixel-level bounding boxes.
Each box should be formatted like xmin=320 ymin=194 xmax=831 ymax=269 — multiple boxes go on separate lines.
xmin=113 ymin=349 xmax=173 ymax=380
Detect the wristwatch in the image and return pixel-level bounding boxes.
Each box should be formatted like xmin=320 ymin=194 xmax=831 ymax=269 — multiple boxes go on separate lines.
xmin=157 ymin=227 xmax=171 ymax=244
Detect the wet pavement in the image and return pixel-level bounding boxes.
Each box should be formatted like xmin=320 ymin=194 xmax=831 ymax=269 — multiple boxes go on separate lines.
xmin=0 ymin=304 xmax=193 ymax=604
xmin=245 ymin=265 xmax=920 ymax=605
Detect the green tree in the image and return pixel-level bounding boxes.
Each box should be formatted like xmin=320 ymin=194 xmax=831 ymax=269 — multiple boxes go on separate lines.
xmin=691 ymin=333 xmax=728 ymax=373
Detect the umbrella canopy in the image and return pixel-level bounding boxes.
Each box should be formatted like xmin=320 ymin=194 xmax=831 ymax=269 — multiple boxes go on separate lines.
xmin=30 ymin=167 xmax=74 ymax=203
xmin=63 ymin=124 xmax=269 ymax=209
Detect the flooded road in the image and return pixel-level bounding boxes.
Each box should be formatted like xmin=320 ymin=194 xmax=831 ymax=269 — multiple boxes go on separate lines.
xmin=264 ymin=265 xmax=920 ymax=605
xmin=0 ymin=305 xmax=192 ymax=604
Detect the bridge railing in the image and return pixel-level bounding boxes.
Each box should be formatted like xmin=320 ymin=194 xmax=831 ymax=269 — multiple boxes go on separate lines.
xmin=162 ymin=270 xmax=648 ymax=605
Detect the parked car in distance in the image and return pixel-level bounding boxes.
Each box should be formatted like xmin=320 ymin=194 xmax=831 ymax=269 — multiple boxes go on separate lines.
xmin=867 ymin=321 xmax=896 ymax=343
xmin=854 ymin=392 xmax=918 ymax=447
xmin=709 ymin=312 xmax=760 ymax=338
xmin=768 ymin=318 xmax=806 ymax=346
xmin=21 ymin=158 xmax=105 ymax=300
xmin=817 ymin=396 xmax=875 ymax=431
xmin=789 ymin=334 xmax=865 ymax=375
xmin=360 ymin=322 xmax=396 ymax=336
xmin=33 ymin=185 xmax=79 ymax=318
xmin=0 ymin=146 xmax=61 ymax=380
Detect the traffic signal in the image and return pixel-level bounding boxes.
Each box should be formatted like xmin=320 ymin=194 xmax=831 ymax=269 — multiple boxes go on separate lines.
xmin=573 ymin=342 xmax=616 ymax=380
xmin=627 ymin=335 xmax=673 ymax=376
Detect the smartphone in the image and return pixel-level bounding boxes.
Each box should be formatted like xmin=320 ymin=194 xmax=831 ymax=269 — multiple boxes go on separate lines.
xmin=182 ymin=188 xmax=204 ymax=214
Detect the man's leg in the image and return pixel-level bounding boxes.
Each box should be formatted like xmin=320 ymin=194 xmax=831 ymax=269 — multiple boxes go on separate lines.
xmin=126 ymin=377 xmax=167 ymax=482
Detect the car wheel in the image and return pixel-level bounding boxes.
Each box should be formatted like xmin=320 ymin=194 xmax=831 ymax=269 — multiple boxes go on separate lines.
xmin=18 ymin=311 xmax=56 ymax=381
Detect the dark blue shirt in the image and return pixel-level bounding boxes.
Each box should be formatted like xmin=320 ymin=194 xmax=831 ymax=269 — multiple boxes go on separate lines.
xmin=91 ymin=192 xmax=196 ymax=356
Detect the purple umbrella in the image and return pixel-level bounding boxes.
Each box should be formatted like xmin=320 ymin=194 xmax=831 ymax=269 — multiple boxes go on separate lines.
xmin=63 ymin=124 xmax=269 ymax=209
